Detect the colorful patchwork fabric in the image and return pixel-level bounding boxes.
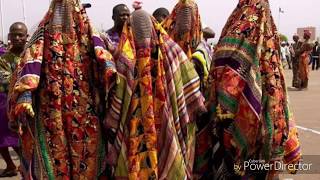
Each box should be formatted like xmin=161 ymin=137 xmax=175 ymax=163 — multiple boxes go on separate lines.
xmin=104 ymin=17 xmax=206 ymax=179
xmin=162 ymin=0 xmax=202 ymax=59
xmin=206 ymin=0 xmax=301 ymax=178
xmin=8 ymin=0 xmax=116 ymax=179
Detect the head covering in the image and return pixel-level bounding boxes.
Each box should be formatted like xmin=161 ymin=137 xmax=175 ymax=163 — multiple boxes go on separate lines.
xmin=162 ymin=0 xmax=202 ymax=58
xmin=293 ymin=33 xmax=299 ymax=38
xmin=304 ymin=29 xmax=311 ymax=38
xmin=8 ymin=0 xmax=115 ymax=178
xmin=202 ymin=27 xmax=215 ymax=39
xmin=104 ymin=9 xmax=205 ymax=179
xmin=206 ymin=0 xmax=301 ymax=178
xmin=152 ymin=7 xmax=170 ymax=23
xmin=132 ymin=0 xmax=143 ymax=10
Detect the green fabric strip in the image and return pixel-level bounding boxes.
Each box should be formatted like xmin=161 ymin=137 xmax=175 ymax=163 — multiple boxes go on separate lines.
xmin=284 ymin=106 xmax=290 ymax=122
xmin=36 ymin=116 xmax=55 ymax=180
xmin=221 ymin=37 xmax=259 ymax=66
xmin=262 ymin=96 xmax=273 ymax=160
xmin=231 ymin=123 xmax=248 ymax=159
xmin=96 ymin=129 xmax=106 ymax=179
xmin=217 ymin=91 xmax=238 ymax=113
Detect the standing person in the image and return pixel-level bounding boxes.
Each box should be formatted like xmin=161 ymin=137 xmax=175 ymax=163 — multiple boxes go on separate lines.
xmin=162 ymin=0 xmax=202 ymax=59
xmin=8 ymin=1 xmax=116 ymax=179
xmin=152 ymin=7 xmax=170 ymax=23
xmin=191 ymin=27 xmax=215 ymax=94
xmin=104 ymin=7 xmax=205 ymax=179
xmin=191 ymin=26 xmax=215 ymax=178
xmin=285 ymin=42 xmax=292 ymax=69
xmin=106 ymin=4 xmax=130 ymax=49
xmin=291 ymin=35 xmax=302 ymax=88
xmin=205 ymin=0 xmax=301 ymax=179
xmin=296 ymin=30 xmax=314 ymax=90
xmin=0 ymin=22 xmax=28 ymax=178
xmin=162 ymin=0 xmax=213 ymax=97
xmin=281 ymin=42 xmax=288 ymax=68
xmin=311 ymin=41 xmax=320 ymax=70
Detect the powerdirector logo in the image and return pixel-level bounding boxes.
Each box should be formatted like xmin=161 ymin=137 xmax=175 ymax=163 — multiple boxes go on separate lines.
xmin=233 ymin=155 xmax=320 ymax=174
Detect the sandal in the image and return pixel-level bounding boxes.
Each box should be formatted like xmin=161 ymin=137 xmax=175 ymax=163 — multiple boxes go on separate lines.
xmin=0 ymin=168 xmax=18 ymax=177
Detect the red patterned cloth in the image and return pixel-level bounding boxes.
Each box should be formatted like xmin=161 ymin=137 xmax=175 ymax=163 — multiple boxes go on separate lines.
xmin=8 ymin=1 xmax=116 ymax=179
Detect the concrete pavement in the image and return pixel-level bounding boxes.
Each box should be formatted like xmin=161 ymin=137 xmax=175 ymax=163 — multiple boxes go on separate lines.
xmin=280 ymin=69 xmax=320 ymax=180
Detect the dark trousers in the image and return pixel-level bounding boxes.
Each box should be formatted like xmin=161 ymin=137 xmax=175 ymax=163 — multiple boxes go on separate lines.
xmin=312 ymin=57 xmax=319 ymax=70
xmin=286 ymin=55 xmax=292 ymax=69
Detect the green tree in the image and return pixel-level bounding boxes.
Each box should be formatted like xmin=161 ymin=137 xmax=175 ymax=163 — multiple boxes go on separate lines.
xmin=279 ymin=34 xmax=288 ymax=42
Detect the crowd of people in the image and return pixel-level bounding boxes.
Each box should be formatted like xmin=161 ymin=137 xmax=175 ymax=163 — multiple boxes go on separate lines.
xmin=0 ymin=0 xmax=302 ymax=179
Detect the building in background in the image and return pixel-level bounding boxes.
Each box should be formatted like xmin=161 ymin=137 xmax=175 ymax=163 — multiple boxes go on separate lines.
xmin=297 ymin=27 xmax=317 ymax=41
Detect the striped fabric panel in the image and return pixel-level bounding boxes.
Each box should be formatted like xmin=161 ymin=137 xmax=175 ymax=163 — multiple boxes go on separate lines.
xmin=104 ymin=27 xmax=136 ymax=170
xmin=162 ymin=40 xmax=188 ymax=159
xmin=162 ymin=36 xmax=205 ymax=177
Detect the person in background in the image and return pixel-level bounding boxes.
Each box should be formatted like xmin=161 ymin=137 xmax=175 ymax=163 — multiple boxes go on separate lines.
xmin=290 ymin=34 xmax=302 ymax=88
xmin=191 ymin=26 xmax=215 ymax=94
xmin=152 ymin=7 xmax=170 ymax=23
xmin=285 ymin=42 xmax=292 ymax=69
xmin=296 ymin=30 xmax=314 ymax=90
xmin=191 ymin=26 xmax=215 ymax=178
xmin=106 ymin=4 xmax=130 ymax=49
xmin=0 ymin=22 xmax=28 ymax=177
xmin=281 ymin=42 xmax=288 ymax=68
xmin=311 ymin=41 xmax=320 ymax=70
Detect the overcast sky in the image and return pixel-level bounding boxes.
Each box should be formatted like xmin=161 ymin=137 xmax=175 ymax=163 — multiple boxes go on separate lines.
xmin=1 ymin=0 xmax=319 ymax=42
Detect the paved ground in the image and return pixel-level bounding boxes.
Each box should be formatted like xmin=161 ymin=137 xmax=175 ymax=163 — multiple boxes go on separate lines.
xmin=279 ymin=69 xmax=320 ymax=180
xmin=1 ymin=69 xmax=319 ymax=179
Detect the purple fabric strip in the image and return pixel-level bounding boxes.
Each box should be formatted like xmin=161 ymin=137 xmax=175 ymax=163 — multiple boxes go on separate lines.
xmin=21 ymin=61 xmax=42 ymax=77
xmin=284 ymin=146 xmax=301 ymax=163
xmin=0 ymin=93 xmax=19 ymax=148
xmin=92 ymin=36 xmax=106 ymax=49
xmin=243 ymin=84 xmax=261 ymax=114
xmin=0 ymin=47 xmax=6 ymax=56
xmin=215 ymin=58 xmax=241 ymax=69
